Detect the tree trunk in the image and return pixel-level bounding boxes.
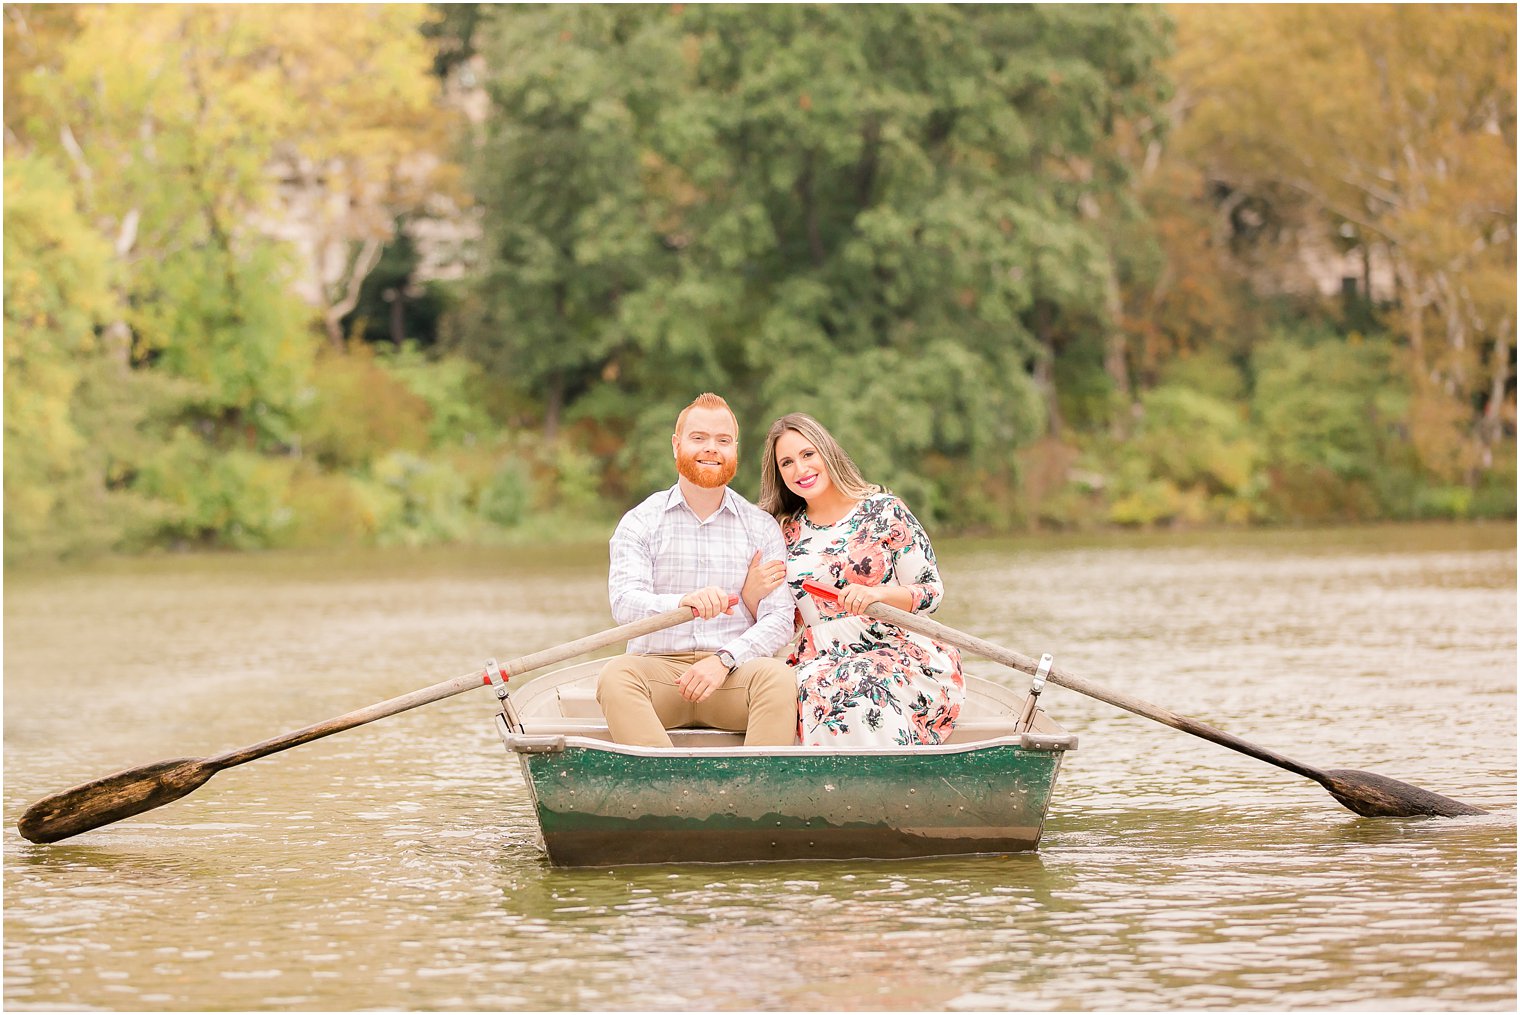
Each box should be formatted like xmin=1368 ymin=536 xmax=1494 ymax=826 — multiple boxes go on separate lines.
xmin=1391 ymin=254 xmax=1428 ymax=373
xmin=544 ymin=371 xmax=563 ymax=444
xmin=796 ymin=150 xmax=825 ymax=268
xmin=1033 ymin=304 xmax=1064 ymax=438
xmin=1479 ymin=313 xmax=1513 ymax=463
xmin=324 ymin=236 xmax=383 ymax=351
xmin=388 ymin=290 xmax=406 ymax=346
xmin=1103 ymin=256 xmax=1133 ymax=437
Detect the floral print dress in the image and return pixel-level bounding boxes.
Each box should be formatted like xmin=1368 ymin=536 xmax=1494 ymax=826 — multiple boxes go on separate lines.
xmin=781 ymin=492 xmax=964 ymax=746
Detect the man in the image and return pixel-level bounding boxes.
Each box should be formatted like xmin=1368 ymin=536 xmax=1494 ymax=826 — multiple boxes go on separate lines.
xmin=597 ymin=392 xmax=797 ymax=747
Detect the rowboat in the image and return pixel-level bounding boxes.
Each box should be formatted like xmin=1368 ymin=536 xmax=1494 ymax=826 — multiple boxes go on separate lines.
xmin=493 ymin=659 xmax=1077 ymax=867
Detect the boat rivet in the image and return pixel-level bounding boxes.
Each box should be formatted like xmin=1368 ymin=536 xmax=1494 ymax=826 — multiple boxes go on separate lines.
xmin=909 ymin=788 xmax=916 ymax=794
xmin=776 ymin=821 xmax=782 ymax=826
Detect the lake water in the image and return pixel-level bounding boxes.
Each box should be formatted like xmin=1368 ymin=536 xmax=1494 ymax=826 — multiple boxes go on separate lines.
xmin=4 ymin=523 xmax=1515 ymax=1011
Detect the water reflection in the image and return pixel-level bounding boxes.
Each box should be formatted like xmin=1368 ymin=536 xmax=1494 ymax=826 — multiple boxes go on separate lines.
xmin=4 ymin=523 xmax=1514 ymax=1010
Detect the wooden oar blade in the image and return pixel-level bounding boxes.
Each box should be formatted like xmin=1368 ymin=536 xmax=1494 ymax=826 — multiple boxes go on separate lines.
xmin=1321 ymin=769 xmax=1486 ymax=818
xmin=17 ymin=758 xmax=217 ymax=844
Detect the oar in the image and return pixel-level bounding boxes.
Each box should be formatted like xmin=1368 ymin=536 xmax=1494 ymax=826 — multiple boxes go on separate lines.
xmin=18 ymin=603 xmax=715 ymax=844
xmin=801 ymin=581 xmax=1485 ymax=818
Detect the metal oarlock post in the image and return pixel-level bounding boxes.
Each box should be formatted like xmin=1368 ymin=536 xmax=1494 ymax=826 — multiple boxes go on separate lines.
xmin=484 ymin=658 xmax=524 ymax=734
xmin=1016 ymin=653 xmax=1054 ymax=733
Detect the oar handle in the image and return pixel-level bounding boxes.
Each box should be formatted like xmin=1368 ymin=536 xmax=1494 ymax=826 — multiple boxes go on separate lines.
xmin=210 ymin=602 xmax=720 ymax=770
xmin=800 ymin=579 xmax=1324 ymax=782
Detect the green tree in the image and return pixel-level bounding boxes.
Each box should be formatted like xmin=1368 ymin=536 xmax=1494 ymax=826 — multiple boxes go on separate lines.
xmin=4 ymin=3 xmax=475 ymax=553
xmin=3 ymin=154 xmax=119 ymax=557
xmin=461 ymin=4 xmax=1171 ymax=518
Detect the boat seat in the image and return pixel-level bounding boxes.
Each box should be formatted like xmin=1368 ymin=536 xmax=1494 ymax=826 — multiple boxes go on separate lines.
xmin=514 ymin=720 xmax=743 ymax=747
xmin=538 ymin=680 xmax=1033 ymax=744
xmin=557 ymin=687 xmax=604 ymax=718
xmin=943 ymin=719 xmax=1022 ymax=744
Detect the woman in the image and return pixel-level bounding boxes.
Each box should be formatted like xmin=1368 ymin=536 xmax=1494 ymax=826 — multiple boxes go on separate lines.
xmin=742 ymin=412 xmax=964 ymax=746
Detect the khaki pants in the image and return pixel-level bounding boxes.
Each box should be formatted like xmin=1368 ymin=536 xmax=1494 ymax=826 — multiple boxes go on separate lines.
xmin=596 ymin=652 xmax=797 ymax=748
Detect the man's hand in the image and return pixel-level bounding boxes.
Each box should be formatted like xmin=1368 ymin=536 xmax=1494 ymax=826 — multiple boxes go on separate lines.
xmin=676 ymin=653 xmax=730 ymax=703
xmin=680 ymin=585 xmax=735 ymax=620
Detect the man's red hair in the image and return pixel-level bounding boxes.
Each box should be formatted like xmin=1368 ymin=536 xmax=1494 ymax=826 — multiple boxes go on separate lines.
xmin=675 ymin=392 xmax=736 ymax=435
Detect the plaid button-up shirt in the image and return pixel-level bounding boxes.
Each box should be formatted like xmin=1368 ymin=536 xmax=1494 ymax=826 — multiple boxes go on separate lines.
xmin=608 ymin=484 xmax=794 ymax=664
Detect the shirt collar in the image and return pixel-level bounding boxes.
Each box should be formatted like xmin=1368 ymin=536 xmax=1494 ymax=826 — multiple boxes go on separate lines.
xmin=663 ymin=482 xmax=739 ymax=519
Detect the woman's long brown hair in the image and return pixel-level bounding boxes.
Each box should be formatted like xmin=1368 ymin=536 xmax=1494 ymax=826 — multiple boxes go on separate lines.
xmin=758 ymin=413 xmax=881 ymax=521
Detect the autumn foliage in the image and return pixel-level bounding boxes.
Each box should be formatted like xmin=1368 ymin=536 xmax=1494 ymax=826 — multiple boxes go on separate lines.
xmin=4 ymin=4 xmax=1513 ymax=560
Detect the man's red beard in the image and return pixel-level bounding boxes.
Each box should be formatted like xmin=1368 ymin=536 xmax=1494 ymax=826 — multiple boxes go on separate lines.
xmin=677 ymin=449 xmax=738 ymax=489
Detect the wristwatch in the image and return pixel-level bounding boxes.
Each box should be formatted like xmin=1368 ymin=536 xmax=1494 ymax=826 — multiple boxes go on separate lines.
xmin=715 ymin=649 xmax=738 ymax=674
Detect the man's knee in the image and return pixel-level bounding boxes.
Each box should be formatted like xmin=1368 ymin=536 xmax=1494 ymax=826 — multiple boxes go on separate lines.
xmin=745 ymin=658 xmax=796 ymax=700
xmin=596 ymin=655 xmax=647 ymax=704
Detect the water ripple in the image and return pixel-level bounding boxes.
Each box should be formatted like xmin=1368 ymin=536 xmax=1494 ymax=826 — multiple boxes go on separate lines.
xmin=4 ymin=526 xmax=1514 ymax=1010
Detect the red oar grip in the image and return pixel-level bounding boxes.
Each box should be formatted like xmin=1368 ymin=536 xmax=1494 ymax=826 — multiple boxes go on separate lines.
xmin=689 ymin=594 xmax=742 ymax=615
xmin=801 ymin=579 xmax=841 ymax=602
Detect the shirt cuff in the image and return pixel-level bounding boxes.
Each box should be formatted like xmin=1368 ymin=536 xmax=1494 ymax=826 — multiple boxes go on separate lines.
xmin=652 ymin=592 xmax=686 ymax=613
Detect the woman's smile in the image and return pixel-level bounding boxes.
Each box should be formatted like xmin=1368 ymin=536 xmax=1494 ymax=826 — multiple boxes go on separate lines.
xmin=776 ymin=430 xmax=831 ymax=501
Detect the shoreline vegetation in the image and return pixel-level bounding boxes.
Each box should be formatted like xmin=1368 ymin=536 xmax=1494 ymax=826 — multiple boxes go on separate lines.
xmin=5 ymin=5 xmax=1515 ymax=564
xmin=7 ymin=518 xmax=1512 ymax=580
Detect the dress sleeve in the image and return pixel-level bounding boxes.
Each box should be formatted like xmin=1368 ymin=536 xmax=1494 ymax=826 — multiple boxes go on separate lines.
xmin=886 ymin=496 xmax=944 ymax=614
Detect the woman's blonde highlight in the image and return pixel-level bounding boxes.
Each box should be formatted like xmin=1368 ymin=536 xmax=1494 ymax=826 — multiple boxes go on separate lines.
xmin=758 ymin=413 xmax=882 ymax=520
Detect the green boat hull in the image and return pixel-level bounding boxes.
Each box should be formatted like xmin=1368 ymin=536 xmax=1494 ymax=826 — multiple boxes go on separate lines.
xmin=504 ymin=728 xmax=1069 ymax=866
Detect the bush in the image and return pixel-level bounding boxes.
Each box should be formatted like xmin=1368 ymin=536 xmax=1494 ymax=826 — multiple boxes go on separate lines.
xmin=480 ymin=458 xmax=536 ymax=528
xmin=1250 ymin=328 xmax=1412 ymax=521
xmin=133 ymin=434 xmax=296 ymax=548
xmin=280 ymin=469 xmax=385 ymax=548
xmin=1251 ymin=330 xmax=1401 ymax=481
xmin=371 ymin=451 xmax=472 ymax=545
xmin=300 ymin=344 xmax=432 ymax=469
xmin=1109 ymin=478 xmax=1185 ymax=527
xmin=1135 ymin=385 xmax=1260 ymax=495
xmin=374 ymin=342 xmax=499 ymax=448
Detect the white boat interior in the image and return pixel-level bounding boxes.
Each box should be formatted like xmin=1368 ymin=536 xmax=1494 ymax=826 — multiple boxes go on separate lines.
xmin=500 ymin=659 xmax=1076 ymax=751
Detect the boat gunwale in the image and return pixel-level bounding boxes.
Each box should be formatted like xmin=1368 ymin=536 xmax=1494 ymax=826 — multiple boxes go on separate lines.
xmin=499 ymin=726 xmax=1077 ymax=758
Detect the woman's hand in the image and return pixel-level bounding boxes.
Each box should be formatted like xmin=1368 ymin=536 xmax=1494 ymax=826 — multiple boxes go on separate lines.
xmin=741 ymin=550 xmax=787 ymax=617
xmin=838 ymin=584 xmax=891 ymax=616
